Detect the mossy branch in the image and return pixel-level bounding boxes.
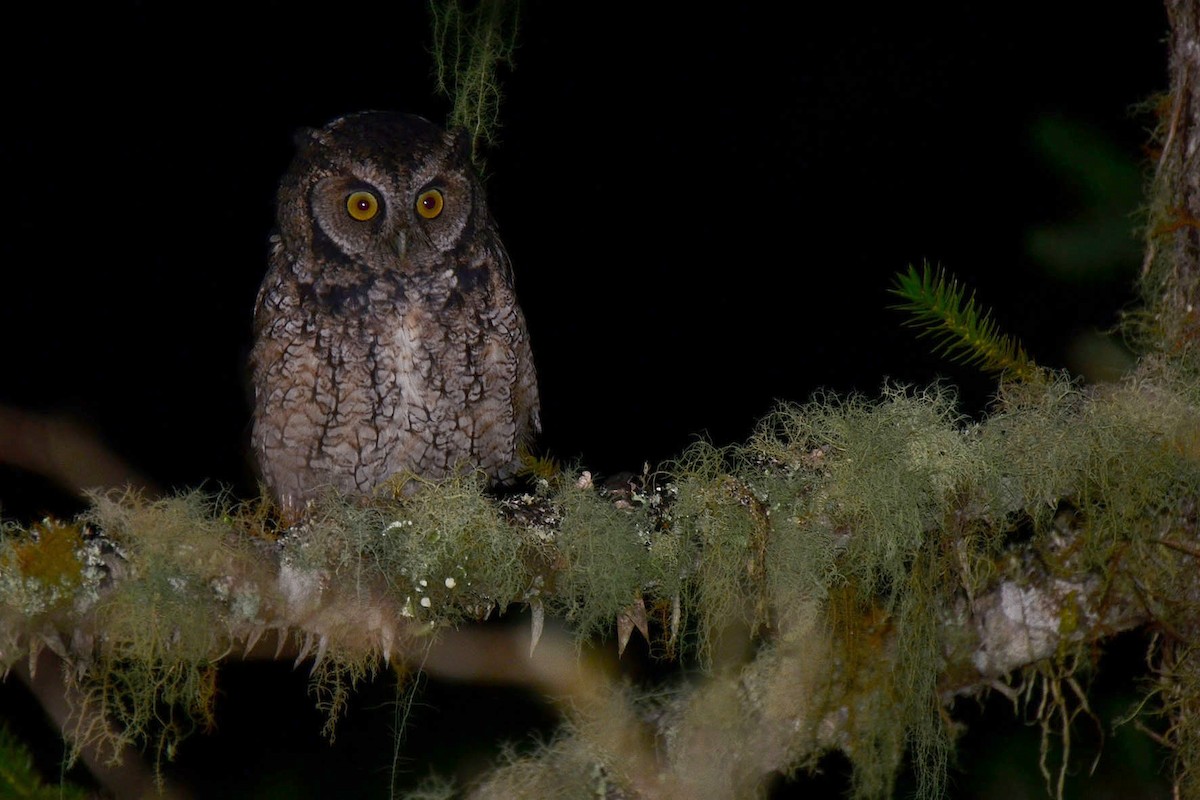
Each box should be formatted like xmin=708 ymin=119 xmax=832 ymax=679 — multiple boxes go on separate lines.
xmin=891 ymin=262 xmax=1044 ymax=382
xmin=2 ymin=363 xmax=1198 ymax=798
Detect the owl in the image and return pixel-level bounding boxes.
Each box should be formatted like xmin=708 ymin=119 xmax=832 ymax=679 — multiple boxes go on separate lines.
xmin=250 ymin=111 xmax=540 ymax=518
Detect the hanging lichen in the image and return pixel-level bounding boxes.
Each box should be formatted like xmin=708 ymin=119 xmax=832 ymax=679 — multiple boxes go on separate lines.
xmin=429 ymin=0 xmax=520 ymax=170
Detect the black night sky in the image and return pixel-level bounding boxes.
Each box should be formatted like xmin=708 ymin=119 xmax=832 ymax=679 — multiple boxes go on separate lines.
xmin=0 ymin=2 xmax=1173 ymax=797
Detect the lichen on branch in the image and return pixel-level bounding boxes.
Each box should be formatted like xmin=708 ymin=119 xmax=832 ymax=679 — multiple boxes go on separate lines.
xmin=1 ymin=351 xmax=1197 ymax=797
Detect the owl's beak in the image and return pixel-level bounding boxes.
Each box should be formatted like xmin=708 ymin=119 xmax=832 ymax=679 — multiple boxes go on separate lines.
xmin=393 ymin=231 xmax=408 ymax=259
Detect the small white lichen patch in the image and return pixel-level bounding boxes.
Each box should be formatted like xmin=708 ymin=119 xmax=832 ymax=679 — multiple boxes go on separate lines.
xmin=278 ymin=561 xmax=326 ymax=613
xmin=972 ymin=578 xmax=1093 ymax=675
xmin=383 ymin=519 xmax=414 ymax=534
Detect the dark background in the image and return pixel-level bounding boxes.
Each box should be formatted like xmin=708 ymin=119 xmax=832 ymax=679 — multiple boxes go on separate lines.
xmin=0 ymin=2 xmax=1173 ymax=797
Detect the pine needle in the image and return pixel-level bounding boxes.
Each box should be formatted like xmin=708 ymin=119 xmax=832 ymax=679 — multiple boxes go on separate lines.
xmin=890 ymin=263 xmax=1043 ymax=383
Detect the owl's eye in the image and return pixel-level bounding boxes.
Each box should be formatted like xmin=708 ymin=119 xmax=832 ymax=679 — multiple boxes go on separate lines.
xmin=416 ymin=189 xmax=444 ymax=220
xmin=346 ymin=190 xmax=379 ymax=221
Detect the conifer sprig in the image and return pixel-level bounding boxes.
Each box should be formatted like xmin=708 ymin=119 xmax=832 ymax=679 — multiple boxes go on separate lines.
xmin=891 ymin=263 xmax=1043 ymax=382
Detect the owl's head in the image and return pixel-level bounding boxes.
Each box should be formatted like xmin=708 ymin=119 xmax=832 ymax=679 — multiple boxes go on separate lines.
xmin=276 ymin=111 xmax=491 ymax=282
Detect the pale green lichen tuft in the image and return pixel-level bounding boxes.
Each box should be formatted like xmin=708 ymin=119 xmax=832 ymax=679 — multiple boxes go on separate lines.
xmin=429 ymin=0 xmax=520 ymax=170
xmin=0 ymin=359 xmax=1197 ymax=798
xmin=548 ymin=478 xmax=653 ymax=645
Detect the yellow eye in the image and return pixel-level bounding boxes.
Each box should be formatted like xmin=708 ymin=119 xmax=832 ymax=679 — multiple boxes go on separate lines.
xmin=416 ymin=189 xmax=444 ymax=219
xmin=346 ymin=190 xmax=379 ymax=221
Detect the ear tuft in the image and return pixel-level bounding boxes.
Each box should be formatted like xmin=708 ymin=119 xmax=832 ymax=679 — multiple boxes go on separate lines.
xmin=292 ymin=126 xmax=328 ymax=152
xmin=448 ymin=128 xmax=473 ymax=162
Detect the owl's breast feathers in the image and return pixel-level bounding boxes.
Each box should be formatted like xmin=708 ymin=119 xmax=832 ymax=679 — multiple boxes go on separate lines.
xmin=251 ymin=244 xmax=539 ymax=513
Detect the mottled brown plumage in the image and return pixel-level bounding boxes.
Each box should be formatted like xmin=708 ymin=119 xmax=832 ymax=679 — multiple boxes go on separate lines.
xmin=251 ymin=111 xmax=539 ymax=516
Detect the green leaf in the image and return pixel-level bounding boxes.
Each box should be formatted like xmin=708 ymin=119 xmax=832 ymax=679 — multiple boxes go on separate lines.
xmin=0 ymin=723 xmax=89 ymax=800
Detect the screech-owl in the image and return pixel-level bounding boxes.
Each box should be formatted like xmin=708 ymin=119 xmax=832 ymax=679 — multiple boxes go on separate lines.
xmin=250 ymin=111 xmax=540 ymax=517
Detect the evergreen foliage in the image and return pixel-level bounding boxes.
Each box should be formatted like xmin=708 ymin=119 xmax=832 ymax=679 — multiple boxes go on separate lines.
xmin=891 ymin=263 xmax=1044 ymax=382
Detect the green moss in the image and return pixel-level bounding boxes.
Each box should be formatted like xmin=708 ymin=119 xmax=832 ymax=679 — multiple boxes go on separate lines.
xmin=892 ymin=263 xmax=1043 ymax=382
xmin=0 ymin=519 xmax=85 ymax=617
xmin=0 ymin=722 xmax=89 ymax=800
xmin=6 ymin=520 xmax=84 ymax=590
